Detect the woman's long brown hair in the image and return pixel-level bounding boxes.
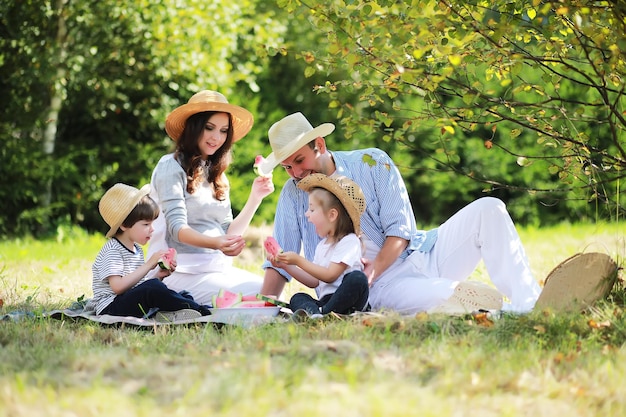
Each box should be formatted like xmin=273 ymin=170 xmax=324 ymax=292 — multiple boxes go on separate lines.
xmin=174 ymin=111 xmax=234 ymax=200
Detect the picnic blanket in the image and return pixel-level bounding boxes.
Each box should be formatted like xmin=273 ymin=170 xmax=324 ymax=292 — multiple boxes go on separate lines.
xmin=1 ymin=299 xmax=290 ymax=328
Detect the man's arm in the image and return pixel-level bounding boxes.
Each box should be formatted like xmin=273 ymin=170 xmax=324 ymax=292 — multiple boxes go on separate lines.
xmin=364 ymin=236 xmax=409 ymax=285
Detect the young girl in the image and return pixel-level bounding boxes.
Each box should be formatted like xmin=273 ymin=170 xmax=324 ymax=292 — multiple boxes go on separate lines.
xmin=148 ymin=90 xmax=274 ymax=305
xmin=92 ymin=183 xmax=210 ymax=319
xmin=269 ymin=174 xmax=369 ymax=318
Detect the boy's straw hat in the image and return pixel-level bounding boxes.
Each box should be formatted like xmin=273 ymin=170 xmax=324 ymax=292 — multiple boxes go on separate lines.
xmin=165 ymin=90 xmax=253 ymax=142
xmin=99 ymin=183 xmax=151 ymax=238
xmin=255 ymin=112 xmax=335 ymax=177
xmin=297 ymin=173 xmax=366 ymax=236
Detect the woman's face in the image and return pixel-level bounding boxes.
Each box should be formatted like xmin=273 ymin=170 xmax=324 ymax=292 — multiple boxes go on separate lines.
xmin=198 ymin=112 xmax=230 ymax=159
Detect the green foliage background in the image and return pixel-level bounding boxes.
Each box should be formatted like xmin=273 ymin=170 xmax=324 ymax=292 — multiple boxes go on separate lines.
xmin=1 ymin=0 xmax=625 ymax=238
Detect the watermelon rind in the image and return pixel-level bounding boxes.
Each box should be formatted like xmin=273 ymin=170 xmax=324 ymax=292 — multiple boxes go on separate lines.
xmin=256 ymin=294 xmax=289 ymax=308
xmin=232 ymin=300 xmax=268 ymax=308
xmin=158 ymin=248 xmax=177 ymax=270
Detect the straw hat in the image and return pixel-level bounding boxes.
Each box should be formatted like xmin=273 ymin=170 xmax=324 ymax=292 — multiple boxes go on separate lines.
xmin=297 ymin=173 xmax=366 ymax=236
xmin=534 ymin=252 xmax=618 ymax=312
xmin=99 ymin=183 xmax=151 ymax=238
xmin=165 ymin=90 xmax=254 ymax=142
xmin=428 ymin=281 xmax=503 ymax=315
xmin=255 ymin=112 xmax=335 ymax=177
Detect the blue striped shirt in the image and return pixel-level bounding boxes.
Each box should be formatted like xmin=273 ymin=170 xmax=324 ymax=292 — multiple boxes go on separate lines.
xmin=266 ymin=148 xmax=438 ymax=280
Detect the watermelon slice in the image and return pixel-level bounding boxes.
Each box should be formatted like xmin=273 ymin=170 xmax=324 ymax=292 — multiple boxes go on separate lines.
xmin=263 ymin=236 xmax=283 ymax=257
xmin=211 ymin=289 xmax=242 ymax=308
xmin=253 ymin=155 xmax=272 ymax=178
xmin=158 ymin=248 xmax=177 ymax=270
xmin=211 ymin=290 xmax=279 ymax=308
xmin=256 ymin=294 xmax=289 ymax=308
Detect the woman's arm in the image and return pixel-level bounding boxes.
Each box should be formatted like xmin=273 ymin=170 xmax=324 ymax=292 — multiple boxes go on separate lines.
xmin=177 ymin=226 xmax=244 ymax=255
xmin=227 ymin=176 xmax=274 ymax=236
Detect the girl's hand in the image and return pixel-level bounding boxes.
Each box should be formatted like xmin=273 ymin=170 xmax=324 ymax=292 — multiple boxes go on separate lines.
xmin=268 ymin=256 xmax=287 ymax=269
xmin=273 ymin=251 xmax=298 ymax=266
xmin=250 ymin=176 xmax=274 ymax=200
xmin=216 ymin=234 xmax=246 ymax=256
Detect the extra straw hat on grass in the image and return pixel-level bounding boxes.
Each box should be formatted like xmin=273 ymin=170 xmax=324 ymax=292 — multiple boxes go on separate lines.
xmin=165 ymin=90 xmax=254 ymax=142
xmin=99 ymin=183 xmax=151 ymax=238
xmin=297 ymin=173 xmax=366 ymax=236
xmin=255 ymin=112 xmax=335 ymax=177
xmin=534 ymin=252 xmax=618 ymax=312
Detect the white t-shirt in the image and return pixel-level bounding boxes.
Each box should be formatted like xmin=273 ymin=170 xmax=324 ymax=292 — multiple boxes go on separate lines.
xmin=313 ymin=233 xmax=363 ymax=299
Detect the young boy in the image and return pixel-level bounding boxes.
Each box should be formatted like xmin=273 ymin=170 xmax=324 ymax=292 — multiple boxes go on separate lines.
xmin=92 ymin=183 xmax=210 ymax=319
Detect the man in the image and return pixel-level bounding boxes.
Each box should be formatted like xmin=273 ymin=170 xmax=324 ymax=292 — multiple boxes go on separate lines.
xmin=257 ymin=112 xmax=542 ymax=314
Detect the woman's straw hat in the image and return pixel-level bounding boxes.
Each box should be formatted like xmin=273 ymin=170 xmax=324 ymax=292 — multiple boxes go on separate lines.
xmin=165 ymin=90 xmax=253 ymax=142
xmin=255 ymin=112 xmax=335 ymax=177
xmin=297 ymin=173 xmax=366 ymax=236
xmin=99 ymin=183 xmax=151 ymax=238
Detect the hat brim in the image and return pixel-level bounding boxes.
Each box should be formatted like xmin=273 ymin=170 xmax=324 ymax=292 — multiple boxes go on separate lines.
xmin=256 ymin=123 xmax=335 ymax=177
xmin=297 ymin=173 xmax=362 ymax=236
xmin=105 ymin=184 xmax=151 ymax=238
xmin=165 ymin=102 xmax=254 ymax=142
xmin=534 ymin=252 xmax=618 ymax=312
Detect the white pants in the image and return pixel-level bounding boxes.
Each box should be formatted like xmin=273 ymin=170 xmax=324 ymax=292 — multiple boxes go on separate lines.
xmin=162 ymin=252 xmax=263 ymax=306
xmin=368 ymin=197 xmax=542 ymax=314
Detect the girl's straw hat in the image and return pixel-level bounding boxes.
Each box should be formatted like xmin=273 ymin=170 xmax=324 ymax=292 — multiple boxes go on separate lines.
xmin=255 ymin=112 xmax=335 ymax=177
xmin=165 ymin=90 xmax=253 ymax=142
xmin=297 ymin=173 xmax=366 ymax=236
xmin=99 ymin=183 xmax=151 ymax=238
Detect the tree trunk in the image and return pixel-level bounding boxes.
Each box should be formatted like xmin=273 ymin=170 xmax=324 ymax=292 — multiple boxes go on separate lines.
xmin=41 ymin=0 xmax=68 ymax=233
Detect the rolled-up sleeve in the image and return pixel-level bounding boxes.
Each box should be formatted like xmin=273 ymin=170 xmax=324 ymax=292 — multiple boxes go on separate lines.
xmin=335 ymin=149 xmax=426 ymax=257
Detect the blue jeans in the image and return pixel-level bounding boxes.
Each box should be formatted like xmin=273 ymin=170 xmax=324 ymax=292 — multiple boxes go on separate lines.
xmin=289 ymin=271 xmax=369 ymax=315
xmin=102 ymin=279 xmax=210 ymax=317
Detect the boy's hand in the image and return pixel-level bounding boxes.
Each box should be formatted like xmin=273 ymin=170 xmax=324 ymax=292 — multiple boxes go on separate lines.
xmin=147 ymin=249 xmax=169 ymax=269
xmin=154 ymin=257 xmax=176 ymax=280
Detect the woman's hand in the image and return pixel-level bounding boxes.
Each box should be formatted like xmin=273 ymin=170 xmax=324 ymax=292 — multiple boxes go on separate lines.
xmin=215 ymin=234 xmax=246 ymax=256
xmin=250 ymin=176 xmax=274 ymax=201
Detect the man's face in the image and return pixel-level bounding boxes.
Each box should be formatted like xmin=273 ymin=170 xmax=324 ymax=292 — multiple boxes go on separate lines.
xmin=279 ymin=139 xmax=322 ymax=181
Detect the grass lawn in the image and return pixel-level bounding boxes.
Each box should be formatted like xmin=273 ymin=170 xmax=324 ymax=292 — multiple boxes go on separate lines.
xmin=1 ymin=223 xmax=625 ymax=416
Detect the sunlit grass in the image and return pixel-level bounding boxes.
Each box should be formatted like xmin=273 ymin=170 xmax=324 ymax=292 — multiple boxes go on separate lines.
xmin=1 ymin=223 xmax=626 ymax=416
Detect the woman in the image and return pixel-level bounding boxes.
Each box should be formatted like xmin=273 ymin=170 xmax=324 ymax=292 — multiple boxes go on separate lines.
xmin=148 ymin=90 xmax=274 ymax=305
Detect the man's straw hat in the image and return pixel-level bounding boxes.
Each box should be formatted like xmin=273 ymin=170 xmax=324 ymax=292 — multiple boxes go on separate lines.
xmin=297 ymin=173 xmax=366 ymax=236
xmin=165 ymin=90 xmax=253 ymax=142
xmin=255 ymin=112 xmax=335 ymax=177
xmin=99 ymin=183 xmax=151 ymax=238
